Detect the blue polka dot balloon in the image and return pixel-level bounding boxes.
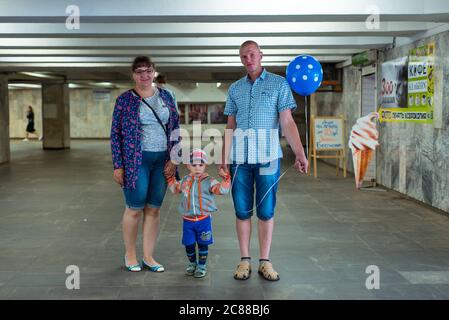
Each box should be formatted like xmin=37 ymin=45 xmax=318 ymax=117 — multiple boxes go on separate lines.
xmin=286 ymin=55 xmax=323 ymax=96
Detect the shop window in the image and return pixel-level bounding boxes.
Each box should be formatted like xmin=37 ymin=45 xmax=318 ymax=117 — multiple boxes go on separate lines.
xmin=210 ymin=104 xmax=226 ymax=124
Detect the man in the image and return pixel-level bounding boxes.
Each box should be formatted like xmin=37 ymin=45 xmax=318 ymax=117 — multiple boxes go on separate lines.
xmin=220 ymin=40 xmax=308 ymax=281
xmin=155 ymin=73 xmax=178 ymax=109
xmin=155 ymin=73 xmax=167 ymax=89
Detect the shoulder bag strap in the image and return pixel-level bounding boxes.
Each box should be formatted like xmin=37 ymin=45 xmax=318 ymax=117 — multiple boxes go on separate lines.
xmin=132 ymin=89 xmax=168 ymax=136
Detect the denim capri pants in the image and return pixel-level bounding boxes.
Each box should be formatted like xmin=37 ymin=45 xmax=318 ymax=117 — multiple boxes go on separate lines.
xmin=123 ymin=151 xmax=168 ymax=210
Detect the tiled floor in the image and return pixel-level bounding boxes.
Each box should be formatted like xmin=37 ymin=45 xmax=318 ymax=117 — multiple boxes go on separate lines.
xmin=1 ymin=140 xmax=449 ymax=299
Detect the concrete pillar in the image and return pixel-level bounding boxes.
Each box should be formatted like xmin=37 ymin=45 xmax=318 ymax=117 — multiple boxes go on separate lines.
xmin=41 ymin=83 xmax=70 ymax=149
xmin=310 ymin=93 xmax=317 ymax=116
xmin=207 ymin=105 xmax=212 ymax=124
xmin=0 ymin=75 xmax=10 ymax=164
xmin=185 ymin=104 xmax=190 ymax=124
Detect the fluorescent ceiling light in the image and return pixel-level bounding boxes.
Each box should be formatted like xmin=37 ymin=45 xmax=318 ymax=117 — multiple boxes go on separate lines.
xmin=19 ymin=72 xmax=62 ymax=79
xmin=87 ymin=82 xmax=114 ymax=87
xmin=68 ymin=83 xmax=87 ymax=88
xmin=8 ymin=83 xmax=42 ymax=89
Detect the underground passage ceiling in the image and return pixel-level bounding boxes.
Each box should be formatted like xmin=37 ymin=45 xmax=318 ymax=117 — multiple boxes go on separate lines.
xmin=1 ymin=0 xmax=449 ymax=87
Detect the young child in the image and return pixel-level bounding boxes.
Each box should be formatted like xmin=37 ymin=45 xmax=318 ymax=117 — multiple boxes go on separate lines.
xmin=165 ymin=149 xmax=230 ymax=278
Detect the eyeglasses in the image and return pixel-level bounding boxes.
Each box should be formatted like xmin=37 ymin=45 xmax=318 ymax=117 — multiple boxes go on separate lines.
xmin=134 ymin=68 xmax=154 ymax=75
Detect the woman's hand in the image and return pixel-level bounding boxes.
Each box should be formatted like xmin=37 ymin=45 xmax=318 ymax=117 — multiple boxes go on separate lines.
xmin=164 ymin=161 xmax=177 ymax=178
xmin=113 ymin=168 xmax=124 ymax=186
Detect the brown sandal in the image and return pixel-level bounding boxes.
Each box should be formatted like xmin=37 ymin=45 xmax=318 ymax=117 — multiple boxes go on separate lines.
xmin=258 ymin=261 xmax=280 ymax=281
xmin=234 ymin=260 xmax=251 ymax=280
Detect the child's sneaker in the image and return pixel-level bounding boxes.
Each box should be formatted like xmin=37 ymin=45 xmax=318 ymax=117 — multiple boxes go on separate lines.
xmin=194 ymin=264 xmax=207 ymax=278
xmin=185 ymin=262 xmax=197 ymax=276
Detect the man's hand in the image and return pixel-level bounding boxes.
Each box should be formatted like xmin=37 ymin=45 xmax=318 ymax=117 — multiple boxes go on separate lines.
xmin=294 ymin=153 xmax=308 ymax=174
xmin=218 ymin=164 xmax=229 ymax=179
xmin=164 ymin=161 xmax=177 ymax=178
xmin=113 ymin=168 xmax=124 ymax=186
xmin=279 ymin=110 xmax=308 ymax=174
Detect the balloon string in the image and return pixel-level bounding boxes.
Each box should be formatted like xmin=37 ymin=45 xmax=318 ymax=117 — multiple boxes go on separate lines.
xmin=305 ymin=95 xmax=309 ymax=160
xmin=225 ymin=96 xmax=308 ymax=213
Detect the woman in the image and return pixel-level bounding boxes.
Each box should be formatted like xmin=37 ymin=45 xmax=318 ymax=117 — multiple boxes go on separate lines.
xmin=110 ymin=56 xmax=180 ymax=272
xmin=23 ymin=106 xmax=42 ymax=141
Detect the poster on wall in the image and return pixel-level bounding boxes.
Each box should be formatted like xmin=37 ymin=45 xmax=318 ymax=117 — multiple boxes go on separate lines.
xmin=408 ymin=43 xmax=435 ymax=110
xmin=210 ymin=104 xmax=226 ymax=124
xmin=93 ymin=89 xmax=111 ymax=102
xmin=379 ymin=42 xmax=435 ymax=123
xmin=189 ymin=104 xmax=208 ymax=123
xmin=380 ymin=56 xmax=408 ymax=108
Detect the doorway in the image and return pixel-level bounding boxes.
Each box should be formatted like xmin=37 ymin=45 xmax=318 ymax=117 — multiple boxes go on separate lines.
xmin=360 ymin=65 xmax=377 ymax=186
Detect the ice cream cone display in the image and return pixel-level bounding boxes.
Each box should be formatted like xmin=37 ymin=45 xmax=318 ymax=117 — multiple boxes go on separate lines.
xmin=351 ymin=148 xmax=374 ymax=189
xmin=348 ymin=112 xmax=379 ymax=189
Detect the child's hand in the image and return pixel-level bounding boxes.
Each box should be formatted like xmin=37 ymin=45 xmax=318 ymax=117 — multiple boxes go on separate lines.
xmin=218 ymin=167 xmax=229 ymax=179
xmin=164 ymin=161 xmax=177 ymax=177
xmin=164 ymin=171 xmax=175 ymax=182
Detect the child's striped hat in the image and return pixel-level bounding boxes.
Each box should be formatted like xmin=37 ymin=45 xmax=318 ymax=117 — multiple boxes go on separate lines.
xmin=190 ymin=148 xmax=208 ymax=163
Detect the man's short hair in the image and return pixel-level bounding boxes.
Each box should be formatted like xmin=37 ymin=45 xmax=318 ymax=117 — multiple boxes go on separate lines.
xmin=155 ymin=74 xmax=166 ymax=84
xmin=240 ymin=40 xmax=261 ymax=51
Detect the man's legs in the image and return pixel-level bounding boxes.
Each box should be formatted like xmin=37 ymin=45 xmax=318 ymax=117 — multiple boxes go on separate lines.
xmin=234 ymin=217 xmax=252 ymax=280
xmin=236 ymin=218 xmax=251 ymax=258
xmin=255 ymin=160 xmax=280 ymax=281
xmin=231 ymin=163 xmax=254 ymax=280
xmin=231 ymin=163 xmax=255 ymax=257
xmin=258 ymin=218 xmax=274 ymax=260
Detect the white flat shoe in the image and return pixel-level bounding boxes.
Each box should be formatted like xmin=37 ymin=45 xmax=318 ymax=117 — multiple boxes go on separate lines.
xmin=124 ymin=256 xmax=141 ymax=272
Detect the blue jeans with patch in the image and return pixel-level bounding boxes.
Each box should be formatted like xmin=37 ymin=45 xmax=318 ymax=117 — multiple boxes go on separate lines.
xmin=123 ymin=151 xmax=168 ymax=210
xmin=230 ymin=159 xmax=280 ymax=221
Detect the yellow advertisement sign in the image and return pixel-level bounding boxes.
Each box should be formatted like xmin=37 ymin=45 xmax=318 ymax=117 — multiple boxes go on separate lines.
xmin=408 ymin=42 xmax=435 ymax=109
xmin=378 ymin=107 xmax=433 ymax=123
xmin=379 ymin=42 xmax=435 ymax=123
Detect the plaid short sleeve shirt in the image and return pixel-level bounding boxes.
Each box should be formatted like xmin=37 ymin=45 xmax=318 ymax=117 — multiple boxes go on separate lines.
xmin=224 ymin=68 xmax=297 ymax=164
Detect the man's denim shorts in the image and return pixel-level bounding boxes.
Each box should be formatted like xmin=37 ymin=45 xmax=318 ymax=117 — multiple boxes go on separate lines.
xmin=230 ymin=159 xmax=281 ymax=221
xmin=123 ymin=151 xmax=168 ymax=210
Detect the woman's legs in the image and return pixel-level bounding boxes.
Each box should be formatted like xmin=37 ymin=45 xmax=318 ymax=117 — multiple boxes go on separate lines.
xmin=32 ymin=131 xmax=42 ymax=140
xmin=24 ymin=131 xmax=41 ymax=140
xmin=142 ymin=206 xmax=161 ymax=265
xmin=142 ymin=151 xmax=168 ymax=265
xmin=122 ymin=208 xmax=142 ymax=265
